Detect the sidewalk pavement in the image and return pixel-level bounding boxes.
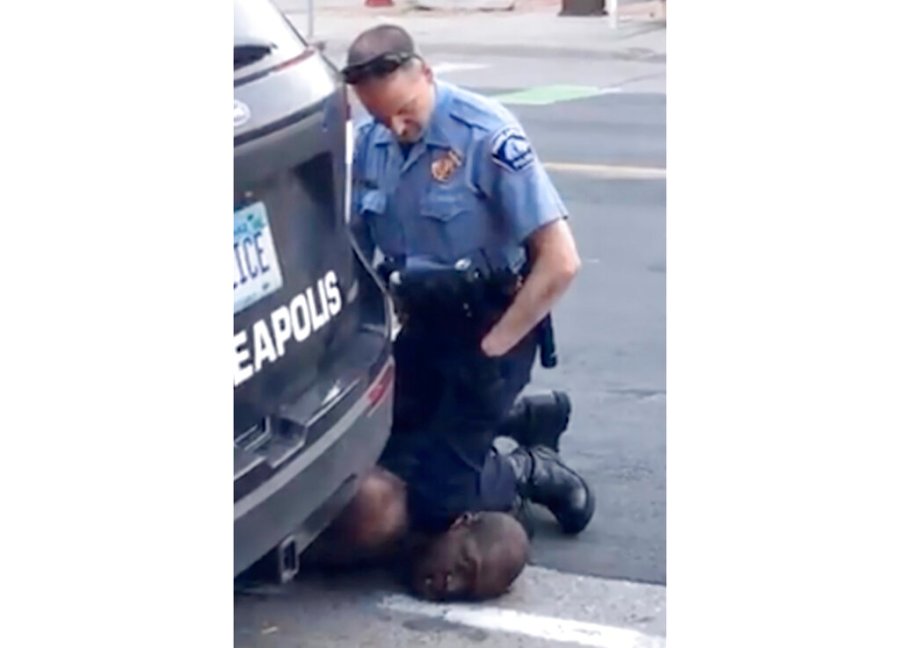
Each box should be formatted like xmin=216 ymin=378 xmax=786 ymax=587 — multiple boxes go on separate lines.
xmin=276 ymin=0 xmax=662 ymax=12
xmin=275 ymin=1 xmax=666 ymax=61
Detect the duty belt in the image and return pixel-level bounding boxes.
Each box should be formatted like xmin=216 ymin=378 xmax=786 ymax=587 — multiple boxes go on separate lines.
xmin=378 ymin=257 xmax=556 ymax=367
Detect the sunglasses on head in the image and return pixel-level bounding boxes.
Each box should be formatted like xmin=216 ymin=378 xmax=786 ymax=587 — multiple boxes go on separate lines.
xmin=341 ymin=52 xmax=418 ymax=85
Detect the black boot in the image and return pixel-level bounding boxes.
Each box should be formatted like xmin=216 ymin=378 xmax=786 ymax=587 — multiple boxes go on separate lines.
xmin=507 ymin=445 xmax=595 ymax=535
xmin=497 ymin=391 xmax=572 ymax=451
xmin=508 ymin=494 xmax=536 ymax=539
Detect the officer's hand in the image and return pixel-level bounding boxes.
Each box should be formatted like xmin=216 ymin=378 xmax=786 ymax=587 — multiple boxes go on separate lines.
xmin=481 ymin=330 xmax=513 ymax=358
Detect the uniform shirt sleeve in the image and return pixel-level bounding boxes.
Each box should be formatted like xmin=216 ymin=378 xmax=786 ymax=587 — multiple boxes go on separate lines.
xmin=474 ymin=121 xmax=568 ymax=244
xmin=349 ymin=121 xmax=376 ymax=263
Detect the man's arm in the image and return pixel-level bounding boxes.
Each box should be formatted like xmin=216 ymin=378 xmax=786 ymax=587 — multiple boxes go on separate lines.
xmin=482 ymin=219 xmax=580 ymax=357
xmin=474 ymin=122 xmax=580 ymax=357
xmin=348 ymin=120 xmax=377 ymax=264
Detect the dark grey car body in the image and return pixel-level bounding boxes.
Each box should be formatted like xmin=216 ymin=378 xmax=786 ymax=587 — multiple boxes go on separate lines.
xmin=234 ymin=0 xmax=393 ymax=578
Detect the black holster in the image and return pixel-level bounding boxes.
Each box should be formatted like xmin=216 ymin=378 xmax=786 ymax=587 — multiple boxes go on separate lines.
xmin=379 ymin=258 xmax=558 ymax=368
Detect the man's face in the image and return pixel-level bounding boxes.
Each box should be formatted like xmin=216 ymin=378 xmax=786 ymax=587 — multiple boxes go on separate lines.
xmin=353 ymin=64 xmax=435 ymax=144
xmin=411 ymin=527 xmax=479 ymax=601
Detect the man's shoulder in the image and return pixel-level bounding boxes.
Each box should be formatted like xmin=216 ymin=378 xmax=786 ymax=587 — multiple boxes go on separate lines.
xmin=440 ymin=83 xmax=536 ymax=172
xmin=443 ymin=82 xmax=519 ymax=137
xmin=353 ymin=117 xmax=394 ymax=162
xmin=354 ymin=116 xmax=380 ymax=143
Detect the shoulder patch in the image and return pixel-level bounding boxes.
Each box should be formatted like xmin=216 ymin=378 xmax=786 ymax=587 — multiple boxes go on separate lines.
xmin=490 ymin=126 xmax=535 ymax=173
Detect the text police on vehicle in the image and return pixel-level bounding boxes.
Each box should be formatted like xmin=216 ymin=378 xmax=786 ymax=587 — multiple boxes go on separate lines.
xmin=233 ymin=202 xmax=343 ymax=388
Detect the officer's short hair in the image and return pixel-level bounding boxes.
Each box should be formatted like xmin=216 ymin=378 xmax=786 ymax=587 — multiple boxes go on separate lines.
xmin=342 ymin=25 xmax=423 ymax=85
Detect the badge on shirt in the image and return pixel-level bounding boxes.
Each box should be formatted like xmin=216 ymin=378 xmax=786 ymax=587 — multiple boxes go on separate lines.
xmin=431 ymin=149 xmax=463 ymax=182
xmin=491 ymin=125 xmax=535 ymax=173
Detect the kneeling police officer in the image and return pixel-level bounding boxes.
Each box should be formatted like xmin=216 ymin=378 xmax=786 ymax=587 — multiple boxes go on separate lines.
xmin=304 ymin=25 xmax=595 ymax=590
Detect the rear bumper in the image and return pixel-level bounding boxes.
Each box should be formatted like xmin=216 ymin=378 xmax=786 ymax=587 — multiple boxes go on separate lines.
xmin=234 ymin=359 xmax=394 ymax=577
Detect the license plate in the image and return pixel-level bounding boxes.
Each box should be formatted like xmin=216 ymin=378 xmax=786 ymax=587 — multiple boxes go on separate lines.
xmin=234 ymin=202 xmax=284 ymax=315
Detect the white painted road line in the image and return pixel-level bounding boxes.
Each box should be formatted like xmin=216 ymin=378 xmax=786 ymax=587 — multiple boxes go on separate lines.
xmin=379 ymin=594 xmax=666 ymax=648
xmin=432 ymin=62 xmax=491 ymax=75
xmin=544 ymin=162 xmax=666 ymax=179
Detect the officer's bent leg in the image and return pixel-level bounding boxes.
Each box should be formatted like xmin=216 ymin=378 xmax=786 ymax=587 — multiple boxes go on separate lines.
xmin=404 ymin=331 xmax=539 ymax=532
xmin=377 ymin=325 xmax=445 ymax=483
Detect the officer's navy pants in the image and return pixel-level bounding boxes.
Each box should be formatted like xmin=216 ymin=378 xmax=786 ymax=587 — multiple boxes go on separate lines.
xmin=378 ymin=322 xmax=538 ymax=533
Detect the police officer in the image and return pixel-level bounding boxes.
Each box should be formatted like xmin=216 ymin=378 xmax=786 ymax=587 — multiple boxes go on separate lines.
xmin=306 ymin=25 xmax=595 ymax=568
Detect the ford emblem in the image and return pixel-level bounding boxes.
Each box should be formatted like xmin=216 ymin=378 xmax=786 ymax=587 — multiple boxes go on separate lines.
xmin=234 ymin=100 xmax=251 ymax=128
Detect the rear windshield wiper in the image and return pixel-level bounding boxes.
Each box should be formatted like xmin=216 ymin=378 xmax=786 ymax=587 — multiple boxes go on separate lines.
xmin=234 ymin=41 xmax=277 ymax=69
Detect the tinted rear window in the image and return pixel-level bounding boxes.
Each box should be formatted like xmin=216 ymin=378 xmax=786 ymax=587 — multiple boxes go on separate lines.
xmin=235 ymin=0 xmax=305 ymax=70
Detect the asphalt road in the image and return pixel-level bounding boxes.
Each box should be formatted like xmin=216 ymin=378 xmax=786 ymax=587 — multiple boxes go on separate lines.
xmin=513 ymin=92 xmax=666 ymax=585
xmin=236 ymin=26 xmax=666 ymax=647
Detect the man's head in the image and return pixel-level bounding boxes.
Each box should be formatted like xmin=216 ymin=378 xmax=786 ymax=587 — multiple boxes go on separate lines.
xmin=342 ymin=25 xmax=435 ymax=143
xmin=410 ymin=512 xmax=530 ymax=602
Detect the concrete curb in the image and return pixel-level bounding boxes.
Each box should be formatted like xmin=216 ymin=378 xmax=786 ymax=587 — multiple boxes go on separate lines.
xmin=413 ymin=0 xmax=516 ymax=10
xmin=317 ymin=39 xmax=666 ymax=62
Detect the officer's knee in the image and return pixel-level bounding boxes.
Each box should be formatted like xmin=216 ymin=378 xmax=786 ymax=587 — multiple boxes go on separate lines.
xmin=342 ymin=469 xmax=409 ymax=551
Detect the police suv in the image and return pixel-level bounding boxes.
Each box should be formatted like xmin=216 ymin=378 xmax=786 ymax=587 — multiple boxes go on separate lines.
xmin=234 ymin=0 xmax=394 ymax=580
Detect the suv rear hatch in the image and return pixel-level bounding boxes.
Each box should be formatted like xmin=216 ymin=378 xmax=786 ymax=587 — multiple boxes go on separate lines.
xmin=233 ymin=1 xmax=390 ymax=500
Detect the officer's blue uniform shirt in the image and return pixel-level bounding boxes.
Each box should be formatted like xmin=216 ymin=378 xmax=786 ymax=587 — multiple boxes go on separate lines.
xmin=351 ymin=80 xmax=568 ymax=270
